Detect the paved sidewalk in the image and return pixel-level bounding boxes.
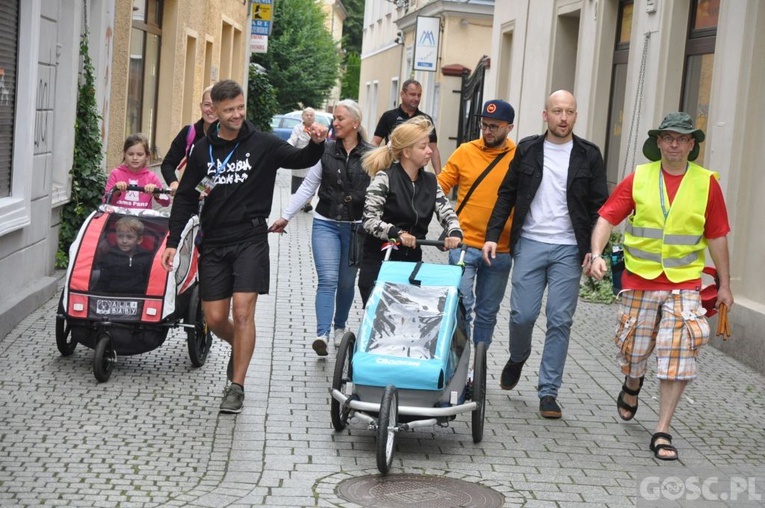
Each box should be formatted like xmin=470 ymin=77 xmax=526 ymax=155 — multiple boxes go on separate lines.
xmin=1 ymin=170 xmax=764 ymax=507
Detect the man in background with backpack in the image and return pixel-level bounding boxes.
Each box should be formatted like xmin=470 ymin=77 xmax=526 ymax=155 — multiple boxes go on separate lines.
xmin=437 ymin=99 xmax=516 ymax=349
xmin=161 ymin=86 xmax=217 ymax=193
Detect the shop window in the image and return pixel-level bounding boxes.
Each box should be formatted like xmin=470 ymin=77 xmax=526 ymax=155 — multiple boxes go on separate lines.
xmin=0 ymin=0 xmax=35 ymax=236
xmin=681 ymin=0 xmax=718 ymax=165
xmin=604 ymin=0 xmax=632 ymax=188
xmin=0 ymin=0 xmax=19 ymax=199
xmin=126 ymin=0 xmax=162 ymax=160
xmin=389 ymin=77 xmax=399 ymax=109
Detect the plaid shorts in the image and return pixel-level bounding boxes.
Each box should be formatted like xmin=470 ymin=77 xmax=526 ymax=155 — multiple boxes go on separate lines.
xmin=613 ymin=290 xmax=710 ymax=381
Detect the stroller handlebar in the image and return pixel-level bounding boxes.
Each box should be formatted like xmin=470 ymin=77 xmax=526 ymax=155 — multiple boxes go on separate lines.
xmin=119 ymin=184 xmax=171 ymax=194
xmin=383 ymin=238 xmax=467 ymax=262
xmin=416 ymin=239 xmax=466 ymax=250
xmin=104 ymin=185 xmax=172 ymax=204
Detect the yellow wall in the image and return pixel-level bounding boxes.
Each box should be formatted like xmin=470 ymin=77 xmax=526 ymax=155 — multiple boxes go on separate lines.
xmin=106 ymin=0 xmax=248 ymax=170
xmin=358 ymin=47 xmax=403 ymax=137
xmin=437 ymin=15 xmax=494 ymax=161
xmin=320 ymin=0 xmax=346 ymax=110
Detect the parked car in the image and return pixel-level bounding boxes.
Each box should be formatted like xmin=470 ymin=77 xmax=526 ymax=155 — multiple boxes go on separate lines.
xmin=284 ymin=110 xmax=334 ymax=129
xmin=285 ymin=110 xmax=336 ymax=140
xmin=270 ymin=115 xmax=303 ymax=141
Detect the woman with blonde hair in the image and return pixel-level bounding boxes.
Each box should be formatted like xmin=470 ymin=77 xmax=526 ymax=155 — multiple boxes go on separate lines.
xmin=358 ymin=116 xmax=462 ymax=305
xmin=269 ymin=99 xmax=373 ymax=356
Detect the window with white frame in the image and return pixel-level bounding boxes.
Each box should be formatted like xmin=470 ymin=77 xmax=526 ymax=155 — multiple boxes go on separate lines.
xmin=389 ymin=78 xmax=399 ymax=109
xmin=0 ymin=0 xmax=35 ymax=236
xmin=0 ymin=0 xmax=19 ymax=200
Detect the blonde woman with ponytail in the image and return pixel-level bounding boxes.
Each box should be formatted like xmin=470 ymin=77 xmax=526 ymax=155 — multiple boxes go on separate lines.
xmin=358 ymin=116 xmax=462 ymax=305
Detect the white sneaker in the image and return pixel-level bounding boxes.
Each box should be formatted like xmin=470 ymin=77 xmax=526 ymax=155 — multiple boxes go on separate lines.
xmin=333 ymin=328 xmax=347 ymax=347
xmin=312 ymin=335 xmax=328 ymax=357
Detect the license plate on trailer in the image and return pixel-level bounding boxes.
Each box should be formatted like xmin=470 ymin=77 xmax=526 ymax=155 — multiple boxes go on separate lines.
xmin=94 ymin=299 xmax=139 ymax=317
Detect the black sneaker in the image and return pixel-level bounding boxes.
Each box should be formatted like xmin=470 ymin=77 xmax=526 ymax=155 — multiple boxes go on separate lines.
xmin=220 ymin=384 xmax=244 ymax=414
xmin=539 ymin=396 xmax=562 ymax=419
xmin=312 ymin=336 xmax=328 ymax=357
xmin=500 ymin=359 xmax=524 ymax=390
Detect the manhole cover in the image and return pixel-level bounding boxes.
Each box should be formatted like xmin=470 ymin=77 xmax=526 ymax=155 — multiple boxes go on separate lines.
xmin=337 ymin=473 xmax=505 ymax=508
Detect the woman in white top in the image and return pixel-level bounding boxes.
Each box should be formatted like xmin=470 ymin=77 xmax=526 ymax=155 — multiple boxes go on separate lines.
xmin=269 ymin=100 xmax=372 ymax=356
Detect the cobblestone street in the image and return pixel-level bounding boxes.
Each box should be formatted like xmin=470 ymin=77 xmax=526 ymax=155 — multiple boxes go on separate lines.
xmin=1 ymin=171 xmax=764 ymax=507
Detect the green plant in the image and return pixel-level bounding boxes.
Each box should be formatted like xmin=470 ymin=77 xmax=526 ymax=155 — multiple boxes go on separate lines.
xmin=579 ymin=231 xmax=624 ymax=304
xmin=247 ymin=63 xmax=278 ymax=132
xmin=251 ymin=0 xmax=341 ymax=112
xmin=55 ymin=33 xmax=106 ymax=268
xmin=340 ymin=52 xmax=360 ymax=100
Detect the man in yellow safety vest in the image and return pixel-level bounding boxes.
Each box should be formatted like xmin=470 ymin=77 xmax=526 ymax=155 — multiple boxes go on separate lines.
xmin=589 ymin=112 xmax=733 ymax=461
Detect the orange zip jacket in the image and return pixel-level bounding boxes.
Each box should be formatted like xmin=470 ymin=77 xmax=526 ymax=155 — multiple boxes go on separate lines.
xmin=437 ymin=137 xmax=516 ymax=252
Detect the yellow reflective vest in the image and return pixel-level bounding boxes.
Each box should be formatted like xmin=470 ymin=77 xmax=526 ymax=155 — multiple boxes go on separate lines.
xmin=624 ymin=161 xmax=718 ymax=282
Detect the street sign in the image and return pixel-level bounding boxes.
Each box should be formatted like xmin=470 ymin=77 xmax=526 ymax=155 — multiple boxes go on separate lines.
xmin=251 ymin=34 xmax=268 ymax=54
xmin=251 ymin=1 xmax=273 ymax=36
xmin=251 ymin=20 xmax=271 ymax=36
xmin=413 ymin=16 xmax=440 ymax=72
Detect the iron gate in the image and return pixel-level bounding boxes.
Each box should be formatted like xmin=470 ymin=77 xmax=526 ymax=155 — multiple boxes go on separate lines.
xmin=456 ymin=55 xmax=489 ymax=146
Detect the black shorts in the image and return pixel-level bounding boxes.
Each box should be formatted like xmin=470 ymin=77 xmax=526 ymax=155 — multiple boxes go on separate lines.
xmin=198 ymin=239 xmax=270 ymax=300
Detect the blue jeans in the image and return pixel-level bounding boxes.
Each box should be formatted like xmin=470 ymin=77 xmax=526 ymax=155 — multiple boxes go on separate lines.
xmin=449 ymin=246 xmax=512 ymax=348
xmin=311 ymin=219 xmax=359 ymax=337
xmin=508 ymin=237 xmax=581 ymax=399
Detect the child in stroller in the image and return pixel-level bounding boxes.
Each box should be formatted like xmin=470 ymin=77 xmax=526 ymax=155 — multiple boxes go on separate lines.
xmin=56 ymin=186 xmax=210 ymax=382
xmin=93 ymin=216 xmax=153 ymax=294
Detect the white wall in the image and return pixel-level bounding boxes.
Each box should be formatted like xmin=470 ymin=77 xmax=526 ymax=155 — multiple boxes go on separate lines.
xmin=487 ymin=0 xmax=765 ymax=373
xmin=0 ymin=0 xmax=83 ymax=339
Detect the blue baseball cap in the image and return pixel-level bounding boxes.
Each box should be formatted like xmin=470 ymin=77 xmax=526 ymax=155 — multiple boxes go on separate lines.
xmin=478 ymin=100 xmax=515 ymax=124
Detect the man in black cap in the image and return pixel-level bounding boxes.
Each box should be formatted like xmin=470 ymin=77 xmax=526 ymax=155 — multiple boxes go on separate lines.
xmin=482 ymin=90 xmax=608 ymax=419
xmin=589 ymin=112 xmax=733 ymax=460
xmin=437 ymin=99 xmax=516 ymax=350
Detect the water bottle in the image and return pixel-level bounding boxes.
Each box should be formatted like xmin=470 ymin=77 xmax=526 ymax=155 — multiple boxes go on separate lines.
xmin=611 ymin=245 xmax=624 ymax=295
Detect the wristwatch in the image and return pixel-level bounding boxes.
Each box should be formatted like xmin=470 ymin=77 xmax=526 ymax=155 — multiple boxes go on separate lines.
xmin=591 ymin=253 xmax=607 ymax=260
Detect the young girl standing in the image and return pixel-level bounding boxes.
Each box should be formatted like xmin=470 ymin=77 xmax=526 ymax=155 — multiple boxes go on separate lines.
xmin=105 ymin=134 xmax=170 ymax=209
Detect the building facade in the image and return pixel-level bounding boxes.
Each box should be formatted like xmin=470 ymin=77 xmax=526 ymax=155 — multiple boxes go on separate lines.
xmin=0 ymin=0 xmax=250 ymax=338
xmin=320 ymin=0 xmax=348 ymax=112
xmin=358 ymin=0 xmax=494 ymax=163
xmin=485 ymin=0 xmax=765 ymax=373
xmin=102 ymin=0 xmax=250 ymax=170
xmin=0 ymin=0 xmax=83 ymax=339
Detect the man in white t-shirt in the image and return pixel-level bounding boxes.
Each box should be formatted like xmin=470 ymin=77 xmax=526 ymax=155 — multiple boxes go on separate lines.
xmin=482 ymin=90 xmax=609 ymax=418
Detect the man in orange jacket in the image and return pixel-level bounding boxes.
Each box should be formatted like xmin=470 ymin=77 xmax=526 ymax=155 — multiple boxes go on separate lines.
xmin=438 ymin=100 xmax=516 ymax=348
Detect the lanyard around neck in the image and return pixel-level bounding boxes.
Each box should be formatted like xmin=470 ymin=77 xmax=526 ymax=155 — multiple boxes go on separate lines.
xmin=209 ymin=143 xmax=240 ymax=177
xmin=658 ymin=163 xmax=688 ymax=220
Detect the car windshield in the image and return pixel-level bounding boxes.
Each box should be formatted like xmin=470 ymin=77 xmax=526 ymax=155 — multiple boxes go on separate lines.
xmin=283 ymin=118 xmax=301 ymax=128
xmin=313 ymin=116 xmax=331 ymax=127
